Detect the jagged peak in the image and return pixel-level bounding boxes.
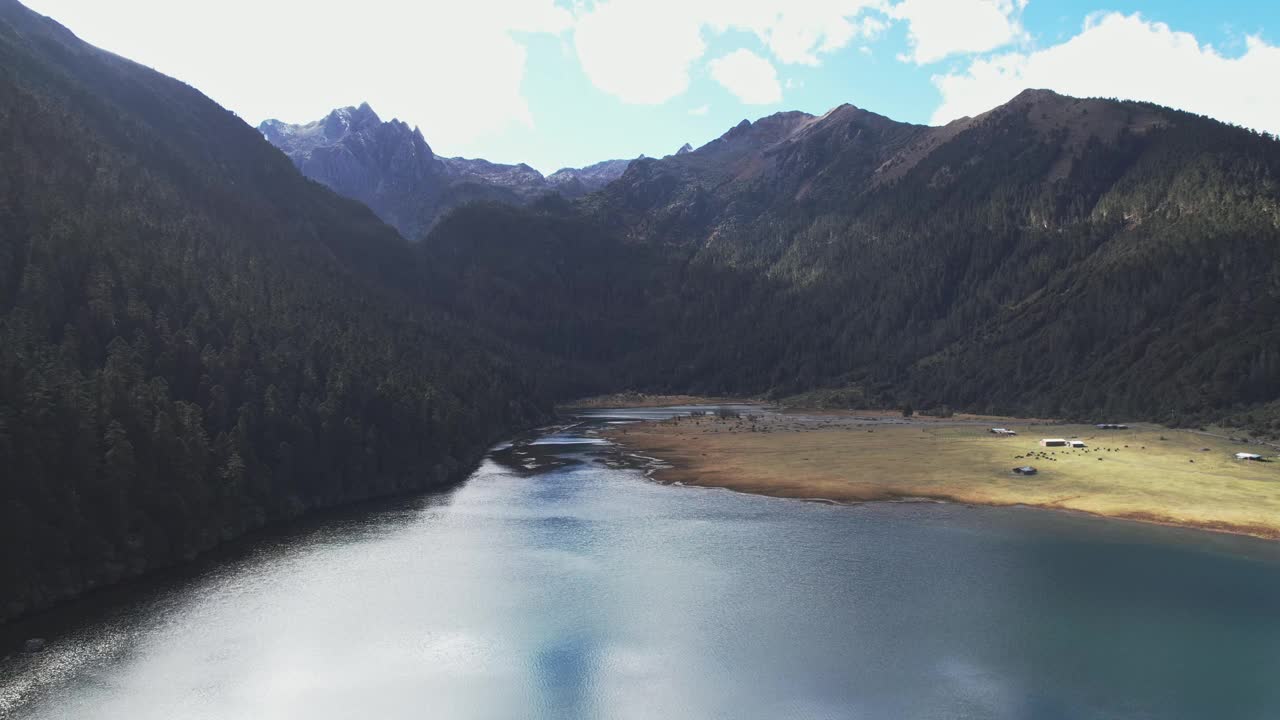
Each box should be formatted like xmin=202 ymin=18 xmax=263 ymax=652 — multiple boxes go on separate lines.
xmin=256 ymin=118 xmax=287 ymax=140
xmin=329 ymin=102 xmax=380 ymax=126
xmin=722 ymin=118 xmax=753 ymax=140
xmin=411 ymin=126 xmax=432 ymax=152
xmin=676 ymin=143 xmax=693 ymax=155
xmin=712 ymin=110 xmax=818 ymax=148
xmin=312 ymin=102 xmax=378 ymax=138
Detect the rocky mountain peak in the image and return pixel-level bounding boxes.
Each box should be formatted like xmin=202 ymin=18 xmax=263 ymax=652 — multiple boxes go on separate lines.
xmin=321 ymin=102 xmax=382 ymax=139
xmin=724 ymin=118 xmax=753 ymax=139
xmin=261 ymin=105 xmax=637 ymax=239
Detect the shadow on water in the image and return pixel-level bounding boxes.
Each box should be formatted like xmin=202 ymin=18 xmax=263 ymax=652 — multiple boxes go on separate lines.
xmin=0 ymin=412 xmax=643 ymax=711
xmin=0 ymin=486 xmax=463 ymax=658
xmin=0 ymin=410 xmax=664 ymax=658
xmin=532 ymin=636 xmax=600 ymax=718
xmin=0 ymin=485 xmax=467 ymax=715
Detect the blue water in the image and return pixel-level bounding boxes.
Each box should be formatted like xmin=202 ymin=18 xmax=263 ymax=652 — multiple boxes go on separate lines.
xmin=3 ymin=407 xmax=1280 ymax=719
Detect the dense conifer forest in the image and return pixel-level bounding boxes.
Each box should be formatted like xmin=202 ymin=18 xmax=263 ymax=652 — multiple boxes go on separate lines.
xmin=0 ymin=0 xmax=561 ymax=621
xmin=424 ymin=94 xmax=1280 ymax=431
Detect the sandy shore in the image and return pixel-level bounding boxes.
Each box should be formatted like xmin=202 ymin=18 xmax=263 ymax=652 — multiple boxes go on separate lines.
xmin=603 ymin=410 xmax=1280 ymax=540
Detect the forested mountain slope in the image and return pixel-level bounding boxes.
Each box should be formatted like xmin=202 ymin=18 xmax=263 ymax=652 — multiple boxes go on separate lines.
xmin=0 ymin=0 xmax=556 ymax=621
xmin=427 ymin=90 xmax=1280 ymax=429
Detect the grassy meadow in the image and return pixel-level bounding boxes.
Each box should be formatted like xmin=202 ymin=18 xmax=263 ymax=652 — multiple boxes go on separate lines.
xmin=605 ymin=413 xmax=1280 ymax=539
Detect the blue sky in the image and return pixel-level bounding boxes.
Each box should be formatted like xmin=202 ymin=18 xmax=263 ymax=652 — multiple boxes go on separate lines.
xmin=22 ymin=0 xmax=1280 ymax=174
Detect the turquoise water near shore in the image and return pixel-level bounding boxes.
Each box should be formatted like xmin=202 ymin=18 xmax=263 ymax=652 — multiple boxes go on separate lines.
xmin=3 ymin=408 xmax=1280 ymax=719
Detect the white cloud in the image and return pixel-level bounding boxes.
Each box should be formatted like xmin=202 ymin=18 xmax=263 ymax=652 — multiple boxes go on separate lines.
xmin=709 ymin=49 xmax=783 ymax=104
xmin=21 ymin=0 xmax=571 ymax=154
xmin=715 ymin=1 xmax=890 ymax=65
xmin=689 ymin=104 xmax=711 ymax=116
xmin=573 ymin=0 xmax=707 ymax=104
xmin=889 ymin=0 xmax=1024 ymax=64
xmin=571 ymin=0 xmax=886 ymax=104
xmin=931 ymin=12 xmax=1280 ymax=136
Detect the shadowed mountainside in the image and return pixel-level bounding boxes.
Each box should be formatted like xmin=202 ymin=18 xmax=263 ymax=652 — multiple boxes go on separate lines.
xmin=0 ymin=0 xmax=569 ymax=622
xmin=426 ymin=89 xmax=1280 ymax=429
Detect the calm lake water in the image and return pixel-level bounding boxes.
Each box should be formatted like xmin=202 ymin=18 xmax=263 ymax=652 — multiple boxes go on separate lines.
xmin=3 ymin=406 xmax=1280 ymax=719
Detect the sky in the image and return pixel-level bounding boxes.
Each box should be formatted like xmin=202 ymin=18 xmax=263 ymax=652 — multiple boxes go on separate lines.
xmin=20 ymin=0 xmax=1280 ymax=174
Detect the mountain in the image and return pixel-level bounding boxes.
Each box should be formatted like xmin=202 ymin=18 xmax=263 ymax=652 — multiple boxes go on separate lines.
xmin=7 ymin=0 xmax=1280 ymax=626
xmin=256 ymin=103 xmax=447 ymax=240
xmin=260 ymin=107 xmax=634 ymax=240
xmin=547 ymin=157 xmax=636 ymax=197
xmin=426 ymin=89 xmax=1280 ymax=429
xmin=0 ymin=0 xmax=559 ymax=622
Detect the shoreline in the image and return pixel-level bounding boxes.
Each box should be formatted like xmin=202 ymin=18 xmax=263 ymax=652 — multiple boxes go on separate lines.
xmin=643 ymin=469 xmax=1280 ymax=542
xmin=603 ymin=409 xmax=1280 ymax=542
xmin=558 ymin=393 xmax=756 ymax=410
xmin=664 ymin=473 xmax=1280 ymax=542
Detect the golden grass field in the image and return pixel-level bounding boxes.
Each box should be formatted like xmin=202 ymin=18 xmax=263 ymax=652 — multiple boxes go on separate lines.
xmin=604 ymin=411 xmax=1280 ymax=539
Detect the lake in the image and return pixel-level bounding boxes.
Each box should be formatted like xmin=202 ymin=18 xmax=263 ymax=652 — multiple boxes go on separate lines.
xmin=3 ymin=406 xmax=1280 ymax=719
